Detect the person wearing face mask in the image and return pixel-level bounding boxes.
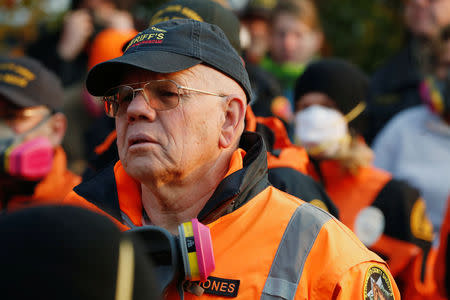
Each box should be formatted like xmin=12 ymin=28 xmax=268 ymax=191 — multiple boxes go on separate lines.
xmin=294 ymin=58 xmax=436 ymax=297
xmin=0 ymin=56 xmax=81 ymax=212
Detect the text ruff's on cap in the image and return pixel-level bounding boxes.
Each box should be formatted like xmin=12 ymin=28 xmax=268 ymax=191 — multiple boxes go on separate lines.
xmin=86 ymin=19 xmax=253 ymax=103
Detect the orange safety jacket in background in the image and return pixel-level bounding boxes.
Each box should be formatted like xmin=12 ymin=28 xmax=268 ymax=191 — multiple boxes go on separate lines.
xmin=307 ymin=159 xmax=435 ymax=297
xmin=435 ymin=197 xmax=450 ymax=299
xmin=64 ymin=132 xmax=400 ymax=299
xmin=1 ymin=147 xmax=81 ymax=212
xmin=245 ymin=106 xmax=309 ymax=174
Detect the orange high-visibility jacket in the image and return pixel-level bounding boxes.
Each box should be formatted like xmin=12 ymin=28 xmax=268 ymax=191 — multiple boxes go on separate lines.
xmin=64 ymin=132 xmax=399 ymax=299
xmin=308 ymin=159 xmax=435 ymax=297
xmin=1 ymin=147 xmax=81 ymax=211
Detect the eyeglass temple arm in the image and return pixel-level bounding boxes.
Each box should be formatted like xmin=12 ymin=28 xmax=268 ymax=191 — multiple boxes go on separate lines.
xmin=179 ymin=86 xmax=226 ymax=97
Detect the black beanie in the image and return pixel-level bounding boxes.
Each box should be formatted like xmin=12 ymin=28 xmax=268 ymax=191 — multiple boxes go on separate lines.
xmin=0 ymin=205 xmax=160 ymax=300
xmin=293 ymin=58 xmax=369 ymax=133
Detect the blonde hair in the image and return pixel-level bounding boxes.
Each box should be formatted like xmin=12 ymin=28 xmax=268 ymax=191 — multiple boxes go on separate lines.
xmin=271 ymin=0 xmax=322 ymax=32
xmin=336 ymin=136 xmax=374 ymax=175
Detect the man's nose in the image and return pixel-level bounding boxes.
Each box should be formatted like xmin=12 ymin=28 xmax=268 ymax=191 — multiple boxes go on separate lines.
xmin=282 ymin=31 xmax=299 ymax=49
xmin=126 ymin=92 xmax=157 ymax=122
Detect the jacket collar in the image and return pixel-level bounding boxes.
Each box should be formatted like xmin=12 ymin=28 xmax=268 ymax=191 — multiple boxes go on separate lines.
xmin=198 ymin=131 xmax=270 ymax=223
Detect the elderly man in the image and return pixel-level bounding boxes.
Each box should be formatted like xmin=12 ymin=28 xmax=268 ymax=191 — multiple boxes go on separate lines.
xmin=0 ymin=56 xmax=80 ymax=211
xmin=64 ymin=19 xmax=399 ymax=299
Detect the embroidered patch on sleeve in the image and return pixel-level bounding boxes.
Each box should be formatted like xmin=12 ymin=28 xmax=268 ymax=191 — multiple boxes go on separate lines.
xmin=363 ymin=265 xmax=395 ymax=300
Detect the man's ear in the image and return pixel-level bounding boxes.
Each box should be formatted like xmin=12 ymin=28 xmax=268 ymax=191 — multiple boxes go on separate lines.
xmin=48 ymin=112 xmax=67 ymax=146
xmin=219 ymin=95 xmax=246 ymax=148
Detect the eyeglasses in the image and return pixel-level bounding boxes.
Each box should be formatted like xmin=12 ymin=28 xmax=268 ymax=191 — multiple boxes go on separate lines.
xmin=103 ymin=79 xmax=227 ymax=118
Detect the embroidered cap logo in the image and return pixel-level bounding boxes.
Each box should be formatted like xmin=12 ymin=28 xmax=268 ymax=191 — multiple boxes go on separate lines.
xmin=0 ymin=63 xmax=36 ymax=88
xmin=124 ymin=27 xmax=167 ymax=53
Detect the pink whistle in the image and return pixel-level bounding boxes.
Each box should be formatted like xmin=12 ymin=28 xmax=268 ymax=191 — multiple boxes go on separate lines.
xmin=8 ymin=137 xmax=53 ymax=180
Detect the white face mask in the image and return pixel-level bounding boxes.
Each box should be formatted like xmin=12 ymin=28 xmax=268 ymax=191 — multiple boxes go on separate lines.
xmin=294 ymin=105 xmax=349 ymax=158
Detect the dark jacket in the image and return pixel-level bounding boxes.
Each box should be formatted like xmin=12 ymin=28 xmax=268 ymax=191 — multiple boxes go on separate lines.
xmin=366 ymin=39 xmax=424 ymax=144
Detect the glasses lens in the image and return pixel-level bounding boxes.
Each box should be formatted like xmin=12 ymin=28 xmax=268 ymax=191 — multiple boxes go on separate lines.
xmin=144 ymin=80 xmax=180 ymax=111
xmin=103 ymin=86 xmax=134 ymax=117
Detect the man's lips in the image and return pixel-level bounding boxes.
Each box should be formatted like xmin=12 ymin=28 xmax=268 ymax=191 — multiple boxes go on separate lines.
xmin=127 ymin=134 xmax=158 ymax=147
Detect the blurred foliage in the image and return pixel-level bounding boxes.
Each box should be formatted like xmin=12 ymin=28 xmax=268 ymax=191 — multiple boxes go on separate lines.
xmin=317 ymin=0 xmax=406 ymax=74
xmin=1 ymin=0 xmax=408 ymax=75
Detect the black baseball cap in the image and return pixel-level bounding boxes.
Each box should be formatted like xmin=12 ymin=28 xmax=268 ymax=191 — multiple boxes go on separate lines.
xmin=0 ymin=56 xmax=64 ymax=110
xmin=86 ymin=19 xmax=253 ymax=103
xmin=149 ymin=0 xmax=242 ymax=53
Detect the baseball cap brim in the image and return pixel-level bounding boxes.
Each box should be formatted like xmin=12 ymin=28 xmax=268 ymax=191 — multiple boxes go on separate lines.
xmin=0 ymin=87 xmax=38 ymax=108
xmin=86 ymin=51 xmax=202 ymax=96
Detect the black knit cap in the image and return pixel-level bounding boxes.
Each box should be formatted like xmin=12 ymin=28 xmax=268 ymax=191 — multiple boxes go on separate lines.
xmin=149 ymin=0 xmax=242 ymax=53
xmin=293 ymin=58 xmax=369 ymax=133
xmin=86 ymin=19 xmax=253 ymax=103
xmin=0 ymin=56 xmax=64 ymax=110
xmin=0 ymin=205 xmax=160 ymax=300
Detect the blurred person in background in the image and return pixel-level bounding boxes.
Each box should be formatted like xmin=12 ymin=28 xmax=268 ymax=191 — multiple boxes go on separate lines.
xmin=238 ymin=0 xmax=293 ymax=124
xmin=26 ymin=0 xmax=137 ymax=174
xmin=366 ymin=0 xmax=450 ymax=144
xmin=293 ymin=58 xmax=435 ymax=296
xmin=239 ymin=0 xmax=276 ymax=65
xmin=260 ymin=0 xmax=324 ymax=136
xmin=26 ymin=0 xmax=134 ymax=87
xmin=372 ymin=25 xmax=450 ymax=242
xmin=372 ymin=28 xmax=450 ymax=300
xmin=0 ymin=56 xmax=80 ymax=212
